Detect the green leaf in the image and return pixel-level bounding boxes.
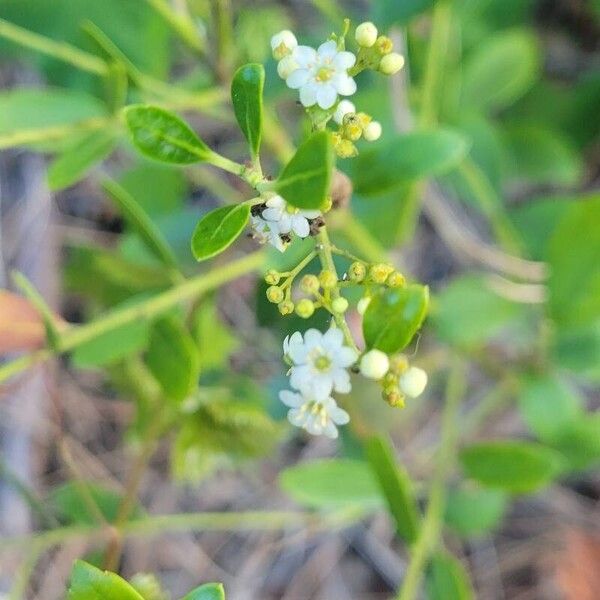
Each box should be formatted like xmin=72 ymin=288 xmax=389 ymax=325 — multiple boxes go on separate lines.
xmin=518 ymin=374 xmax=582 ymax=442
xmin=553 ymin=322 xmax=600 ymax=383
xmin=68 ymin=560 xmax=144 ymax=600
xmin=180 ymin=583 xmax=225 ymax=600
xmin=146 ymin=316 xmax=200 ymax=404
xmin=461 ymin=29 xmax=540 ymax=112
xmin=550 ymin=414 xmax=600 ymax=471
xmin=48 ymin=129 xmax=117 ymax=190
xmin=363 ymin=285 xmax=429 ymax=353
xmin=547 ymin=195 xmax=600 ymax=328
xmin=353 ymin=130 xmax=469 ymax=196
xmin=231 ymin=63 xmax=264 ymax=158
xmin=373 ymin=0 xmax=435 ymax=27
xmin=123 ymin=104 xmax=211 ymax=164
xmin=425 ymin=552 xmax=474 ymax=600
xmin=365 ymin=436 xmax=420 ymax=544
xmin=445 ymin=485 xmax=507 ymax=538
xmin=192 ymin=300 xmax=239 ymax=369
xmin=460 ymin=441 xmax=565 ymax=494
xmin=190 ymin=204 xmax=250 ymax=261
xmin=432 ymin=275 xmax=524 ymax=348
xmin=103 ymin=178 xmax=179 ymax=270
xmin=279 ymin=459 xmax=383 ymax=509
xmin=275 ymin=131 xmax=333 ymax=210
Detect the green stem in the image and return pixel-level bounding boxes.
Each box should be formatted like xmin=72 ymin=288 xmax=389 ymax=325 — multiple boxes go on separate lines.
xmin=338 ymin=213 xmax=389 ymax=264
xmin=397 ymin=358 xmax=466 ymax=600
xmin=0 ymin=17 xmax=108 ymax=75
xmin=0 ymin=251 xmax=265 ymax=383
xmin=8 ymin=541 xmax=43 ymax=600
xmin=212 ymin=0 xmax=234 ymax=82
xmin=280 ymin=250 xmax=318 ymax=291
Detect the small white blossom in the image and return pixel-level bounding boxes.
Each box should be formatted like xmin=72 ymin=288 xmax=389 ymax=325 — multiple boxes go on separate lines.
xmin=277 ymin=55 xmax=298 ymax=79
xmin=250 ymin=215 xmax=286 ymax=252
xmin=283 ymin=328 xmax=358 ymax=399
xmin=271 ymin=30 xmax=297 ymax=60
xmin=286 ymin=40 xmax=357 ymax=109
xmin=363 ymin=121 xmax=382 ymax=141
xmin=399 ymin=366 xmax=428 ymax=398
xmin=359 ymin=349 xmax=390 ymax=380
xmin=333 ymin=99 xmax=356 ymax=124
xmin=280 ymin=389 xmax=350 ymax=438
xmin=261 ymin=194 xmax=320 ymax=238
xmin=355 ymin=22 xmax=378 ymax=48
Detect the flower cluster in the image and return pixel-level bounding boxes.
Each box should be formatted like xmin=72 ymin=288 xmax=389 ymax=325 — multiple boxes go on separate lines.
xmin=279 ymin=328 xmax=357 ymax=438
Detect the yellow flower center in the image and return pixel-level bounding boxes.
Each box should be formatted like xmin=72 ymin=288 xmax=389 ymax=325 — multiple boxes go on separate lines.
xmin=314 ymin=354 xmax=332 ymax=371
xmin=316 ymin=66 xmax=334 ymax=82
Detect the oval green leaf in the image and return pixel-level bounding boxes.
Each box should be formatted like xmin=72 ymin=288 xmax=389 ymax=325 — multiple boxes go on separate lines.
xmin=181 ymin=583 xmax=225 ymax=600
xmin=191 ymin=204 xmax=250 ymax=261
xmin=353 ymin=129 xmax=469 ymax=196
xmin=445 ymin=485 xmax=507 ymax=538
xmin=363 ymin=284 xmax=429 ymax=353
xmin=425 ymin=552 xmax=474 ymax=600
xmin=275 ymin=131 xmax=333 ymax=209
xmin=123 ymin=104 xmax=211 ymax=164
xmin=460 ymin=441 xmax=566 ymax=494
xmin=231 ymin=63 xmax=264 ymax=158
xmin=68 ymin=560 xmax=144 ymax=600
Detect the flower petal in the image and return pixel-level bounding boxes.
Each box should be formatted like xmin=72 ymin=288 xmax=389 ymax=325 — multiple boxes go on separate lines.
xmin=286 ymin=68 xmax=310 ymax=89
xmin=332 ymin=73 xmax=357 ymax=96
xmin=336 ymin=346 xmax=358 ymax=368
xmin=304 ymin=329 xmax=323 ymax=349
xmin=323 ymin=327 xmax=344 ymax=349
xmin=299 ymin=83 xmax=318 ymax=107
xmin=293 ymin=45 xmax=317 ymax=68
xmin=261 ymin=207 xmax=283 ymax=222
xmin=299 ymin=209 xmax=321 ymax=219
xmin=290 ymin=364 xmax=312 ymax=390
xmin=329 ymin=405 xmax=350 ymax=425
xmin=333 ymin=51 xmax=356 ymax=70
xmin=291 ymin=216 xmax=310 ymax=238
xmin=279 ymin=390 xmax=304 ymax=408
xmin=316 ymin=84 xmax=337 ymax=109
xmin=317 ymin=40 xmax=338 ymax=59
xmin=312 ymin=374 xmax=333 ymax=400
xmin=288 ymin=408 xmax=307 ymax=427
xmin=332 ymin=368 xmax=351 ymax=394
xmin=323 ymin=420 xmax=339 ymax=439
xmin=266 ymin=195 xmax=285 ymax=208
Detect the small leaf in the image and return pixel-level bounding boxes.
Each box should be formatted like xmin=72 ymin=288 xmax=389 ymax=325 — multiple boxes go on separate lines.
xmin=366 ymin=436 xmax=420 ymax=544
xmin=363 ymin=285 xmax=429 ymax=353
xmin=48 ymin=129 xmax=117 ymax=190
xmin=191 ymin=204 xmax=250 ymax=261
xmin=180 ymin=583 xmax=225 ymax=600
xmin=68 ymin=560 xmax=144 ymax=600
xmin=146 ymin=316 xmax=200 ymax=404
xmin=445 ymin=485 xmax=507 ymax=538
xmin=123 ymin=104 xmax=211 ymax=164
xmin=353 ymin=130 xmax=469 ymax=196
xmin=103 ymin=178 xmax=179 ymax=269
xmin=460 ymin=441 xmax=565 ymax=494
xmin=275 ymin=131 xmax=333 ymax=210
xmin=231 ymin=63 xmax=264 ymax=158
xmin=425 ymin=552 xmax=474 ymax=600
xmin=280 ymin=459 xmax=383 ymax=509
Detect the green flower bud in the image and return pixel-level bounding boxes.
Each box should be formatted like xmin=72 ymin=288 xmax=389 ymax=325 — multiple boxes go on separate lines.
xmin=369 ymin=263 xmax=394 ymax=284
xmin=363 ymin=121 xmax=382 ymax=142
xmin=379 ymin=52 xmax=405 ymax=75
xmin=334 ymin=138 xmax=358 ymax=158
xmin=382 ymin=388 xmax=405 ymax=408
xmin=349 ymin=261 xmax=367 ymax=282
xmin=355 ymin=21 xmax=378 ymax=48
xmin=382 ymin=371 xmax=398 ymax=388
xmin=386 ymin=271 xmax=406 ymax=288
xmin=332 ymin=297 xmax=349 ymax=314
xmin=278 ymin=300 xmax=295 ymax=315
xmin=375 ymin=35 xmax=393 ymax=55
xmin=295 ymin=298 xmax=315 ymax=319
xmin=266 ymin=285 xmax=284 ymax=304
xmin=264 ymin=269 xmax=281 ymax=285
xmin=319 ymin=270 xmax=337 ymax=290
xmin=320 ymin=195 xmax=333 ymax=213
xmin=300 ymin=274 xmax=320 ymax=294
xmin=343 ymin=122 xmax=363 ymax=141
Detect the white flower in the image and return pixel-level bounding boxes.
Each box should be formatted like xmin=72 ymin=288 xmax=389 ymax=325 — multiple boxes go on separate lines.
xmin=250 ymin=215 xmax=287 ymax=252
xmin=261 ymin=194 xmax=320 ymax=238
xmin=280 ymin=389 xmax=350 ymax=438
xmin=286 ymin=40 xmax=357 ymax=109
xmin=363 ymin=121 xmax=382 ymax=141
xmin=355 ymin=22 xmax=378 ymax=48
xmin=283 ymin=328 xmax=358 ymax=399
xmin=359 ymin=349 xmax=390 ymax=380
xmin=399 ymin=366 xmax=428 ymax=398
xmin=277 ymin=55 xmax=298 ymax=79
xmin=333 ymin=99 xmax=356 ymax=124
xmin=271 ymin=30 xmax=297 ymax=60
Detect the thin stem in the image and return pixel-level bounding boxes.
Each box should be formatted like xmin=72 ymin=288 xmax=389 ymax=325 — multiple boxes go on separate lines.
xmin=0 ymin=251 xmax=265 ymax=383
xmin=212 ymin=0 xmax=234 ymax=82
xmin=8 ymin=541 xmax=43 ymax=600
xmin=397 ymin=358 xmax=466 ymax=600
xmin=0 ymin=17 xmax=108 ymax=75
xmin=280 ymin=250 xmax=318 ymax=291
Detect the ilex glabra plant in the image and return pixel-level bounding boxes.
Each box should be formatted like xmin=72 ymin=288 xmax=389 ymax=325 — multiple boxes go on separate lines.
xmin=123 ymin=20 xmax=429 ymax=440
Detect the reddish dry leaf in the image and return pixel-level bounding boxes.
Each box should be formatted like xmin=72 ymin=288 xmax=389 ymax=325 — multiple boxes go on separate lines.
xmin=555 ymin=530 xmax=600 ymax=600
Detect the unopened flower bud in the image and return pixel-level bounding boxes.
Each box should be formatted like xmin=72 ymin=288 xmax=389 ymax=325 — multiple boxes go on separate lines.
xmin=278 ymin=299 xmax=295 ymax=315
xmin=357 ymin=296 xmax=371 ymax=315
xmin=363 ymin=121 xmax=382 ymax=141
xmin=349 ymin=261 xmax=367 ymax=282
xmin=360 ymin=349 xmax=390 ymax=380
xmin=334 ymin=100 xmax=356 ymax=125
xmin=389 ymin=353 xmax=409 ymax=374
xmin=295 ymin=298 xmax=315 ymax=319
xmin=383 ymin=388 xmax=405 ymax=408
xmin=332 ymin=297 xmax=349 ymax=314
xmin=343 ymin=122 xmax=363 ymax=141
xmin=375 ymin=35 xmax=393 ymax=55
xmin=369 ymin=263 xmax=394 ymax=284
xmin=266 ymin=285 xmax=284 ymax=303
xmin=335 ymin=139 xmax=358 ymax=158
xmin=271 ymin=30 xmax=297 ymax=60
xmin=319 ymin=270 xmax=337 ymax=290
xmin=379 ymin=52 xmax=405 ymax=75
xmin=399 ymin=367 xmax=428 ymax=398
xmin=386 ymin=271 xmax=406 ymax=288
xmin=355 ymin=22 xmax=378 ymax=48
xmin=264 ymin=269 xmax=281 ymax=285
xmin=382 ymin=371 xmax=398 ymax=388
xmin=300 ymin=274 xmax=320 ymax=294
xmin=277 ymin=55 xmax=298 ymax=79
